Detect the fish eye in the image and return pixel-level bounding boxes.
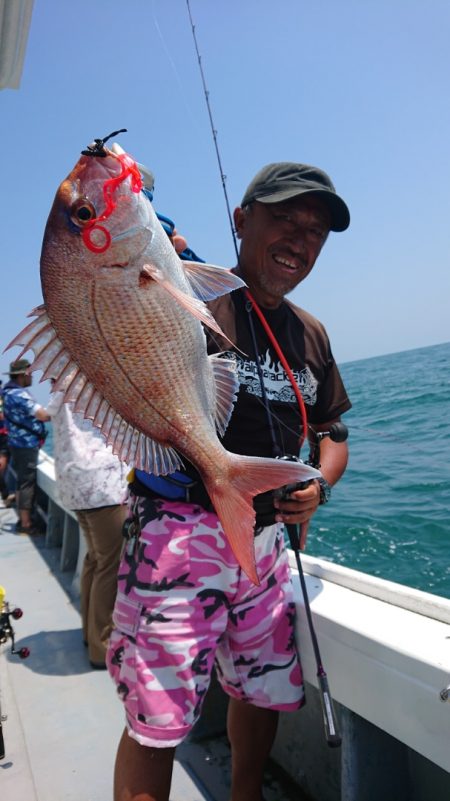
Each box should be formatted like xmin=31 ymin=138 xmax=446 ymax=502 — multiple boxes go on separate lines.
xmin=70 ymin=199 xmax=97 ymax=226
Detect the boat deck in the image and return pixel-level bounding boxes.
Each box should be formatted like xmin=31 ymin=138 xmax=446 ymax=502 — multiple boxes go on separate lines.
xmin=0 ymin=503 xmax=304 ymax=801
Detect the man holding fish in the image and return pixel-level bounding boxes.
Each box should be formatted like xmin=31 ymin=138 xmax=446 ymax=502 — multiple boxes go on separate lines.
xmin=109 ymin=163 xmax=351 ymax=801
xmin=7 ymin=145 xmax=351 ymax=801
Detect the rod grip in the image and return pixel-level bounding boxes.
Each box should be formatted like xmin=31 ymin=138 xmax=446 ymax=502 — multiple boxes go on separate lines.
xmin=318 ymin=672 xmax=342 ymax=748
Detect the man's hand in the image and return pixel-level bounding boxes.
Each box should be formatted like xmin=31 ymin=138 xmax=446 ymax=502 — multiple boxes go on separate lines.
xmin=273 ymin=480 xmax=321 ymax=549
xmin=275 ymin=420 xmax=348 ymax=550
xmin=35 ymin=407 xmax=50 ymax=422
xmin=172 ymin=231 xmax=188 ymax=254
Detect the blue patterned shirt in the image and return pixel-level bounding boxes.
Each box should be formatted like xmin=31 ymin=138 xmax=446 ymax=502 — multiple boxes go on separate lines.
xmin=2 ymin=381 xmax=46 ymax=448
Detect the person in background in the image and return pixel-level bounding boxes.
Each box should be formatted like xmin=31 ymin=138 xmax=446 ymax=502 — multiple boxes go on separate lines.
xmin=2 ymin=359 xmax=49 ymax=534
xmin=48 ymin=392 xmax=128 ymax=669
xmin=0 ymin=380 xmax=11 ymax=504
xmin=108 ymin=162 xmax=352 ymax=801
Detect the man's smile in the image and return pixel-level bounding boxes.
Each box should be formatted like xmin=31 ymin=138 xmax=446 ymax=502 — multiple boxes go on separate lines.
xmin=272 ymin=254 xmax=304 ymax=273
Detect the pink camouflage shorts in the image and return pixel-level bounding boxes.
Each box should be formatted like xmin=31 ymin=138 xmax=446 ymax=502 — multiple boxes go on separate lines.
xmin=106 ymin=496 xmax=304 ymax=748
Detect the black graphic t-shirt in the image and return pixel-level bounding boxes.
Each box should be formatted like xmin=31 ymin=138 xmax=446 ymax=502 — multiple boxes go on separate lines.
xmin=206 ymin=290 xmax=351 ymax=459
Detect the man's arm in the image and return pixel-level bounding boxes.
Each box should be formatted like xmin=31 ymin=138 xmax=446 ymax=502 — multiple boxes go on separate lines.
xmin=34 ymin=406 xmax=50 ymax=422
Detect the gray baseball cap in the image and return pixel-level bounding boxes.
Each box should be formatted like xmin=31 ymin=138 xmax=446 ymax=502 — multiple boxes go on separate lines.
xmin=241 ymin=162 xmax=350 ymax=232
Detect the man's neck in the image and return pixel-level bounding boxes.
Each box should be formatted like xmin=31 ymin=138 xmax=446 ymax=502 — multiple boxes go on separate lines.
xmin=235 ymin=267 xmax=285 ymax=310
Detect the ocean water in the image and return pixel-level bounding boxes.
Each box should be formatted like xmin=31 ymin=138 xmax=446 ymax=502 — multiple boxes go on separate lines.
xmin=309 ymin=340 xmax=450 ymax=599
xmin=43 ymin=341 xmax=450 ymax=599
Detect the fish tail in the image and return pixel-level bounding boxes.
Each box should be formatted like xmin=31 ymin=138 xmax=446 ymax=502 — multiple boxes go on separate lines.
xmin=206 ymin=453 xmax=321 ymax=586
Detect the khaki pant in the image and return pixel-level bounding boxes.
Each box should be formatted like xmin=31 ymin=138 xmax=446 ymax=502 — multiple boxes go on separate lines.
xmin=75 ymin=504 xmax=127 ymax=664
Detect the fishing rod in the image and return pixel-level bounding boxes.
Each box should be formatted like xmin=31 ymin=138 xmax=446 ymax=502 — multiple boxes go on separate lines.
xmin=279 ymin=422 xmax=348 ymax=748
xmin=185 ymin=0 xmax=239 ymax=263
xmin=185 ymin=0 xmax=344 ymax=748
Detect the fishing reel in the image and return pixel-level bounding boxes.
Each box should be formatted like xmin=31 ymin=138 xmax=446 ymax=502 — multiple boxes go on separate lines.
xmin=254 ymin=423 xmax=348 ymax=527
xmin=0 ymin=587 xmax=30 ymax=660
xmin=273 ymin=456 xmax=312 ymax=503
xmin=275 ymin=422 xmax=349 ymax=500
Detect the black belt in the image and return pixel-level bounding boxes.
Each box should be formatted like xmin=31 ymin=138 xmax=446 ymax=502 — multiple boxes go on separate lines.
xmin=128 ymin=475 xmax=278 ymax=529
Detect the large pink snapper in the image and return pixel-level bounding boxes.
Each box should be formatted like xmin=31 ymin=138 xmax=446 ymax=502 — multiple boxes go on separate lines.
xmin=7 ymin=141 xmax=320 ymax=584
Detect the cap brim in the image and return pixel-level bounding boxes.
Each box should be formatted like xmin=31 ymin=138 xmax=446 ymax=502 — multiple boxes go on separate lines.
xmin=256 ymin=188 xmax=350 ymax=232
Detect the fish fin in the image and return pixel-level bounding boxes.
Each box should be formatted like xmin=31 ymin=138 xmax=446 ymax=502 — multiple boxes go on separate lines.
xmin=111 ymin=418 xmax=128 ymax=456
xmin=182 ymin=261 xmax=246 ymax=301
xmin=102 ymin=407 xmax=119 ymax=441
xmin=28 ymin=304 xmax=47 ymax=317
xmin=122 ymin=426 xmax=137 ymax=465
xmin=68 ymin=393 xmax=171 ymax=473
xmin=5 ymin=306 xmax=184 ymax=475
xmin=52 ymin=360 xmax=80 ymax=392
xmin=134 ymin=435 xmax=183 ymax=475
xmin=64 ymin=370 xmax=87 ymax=405
xmin=103 ymin=412 xmax=182 ymax=474
xmin=150 ymin=438 xmax=183 ymax=475
xmin=5 ymin=307 xmax=183 ymax=475
xmin=93 ymin=398 xmax=110 ymax=428
xmin=31 ymin=338 xmax=66 ymax=374
xmin=210 ymin=355 xmax=239 ymax=436
xmin=4 ymin=308 xmax=81 ymax=392
xmin=141 ymin=263 xmax=235 ymax=343
xmin=73 ymin=382 xmax=96 ymax=414
xmin=206 ymin=455 xmax=321 ymax=586
xmin=85 ymin=390 xmax=104 ymax=421
xmin=41 ymin=349 xmax=72 ymax=383
xmin=4 ymin=306 xmax=54 ymax=358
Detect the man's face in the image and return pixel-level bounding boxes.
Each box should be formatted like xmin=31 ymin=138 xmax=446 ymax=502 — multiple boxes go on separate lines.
xmin=16 ymin=372 xmax=32 ymax=387
xmin=234 ymin=195 xmax=331 ymax=308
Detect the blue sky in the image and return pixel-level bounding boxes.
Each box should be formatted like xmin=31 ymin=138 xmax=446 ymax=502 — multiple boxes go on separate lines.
xmin=2 ymin=0 xmax=450 ymax=405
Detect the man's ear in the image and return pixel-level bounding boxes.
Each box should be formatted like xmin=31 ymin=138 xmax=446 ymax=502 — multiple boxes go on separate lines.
xmin=233 ymin=206 xmax=245 ymax=239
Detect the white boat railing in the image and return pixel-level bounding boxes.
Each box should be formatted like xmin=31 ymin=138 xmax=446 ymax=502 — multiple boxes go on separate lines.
xmin=36 ymin=449 xmax=450 ymax=801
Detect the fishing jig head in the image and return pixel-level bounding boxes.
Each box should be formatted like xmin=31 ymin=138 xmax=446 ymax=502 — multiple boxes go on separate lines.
xmin=81 ymin=128 xmax=128 ymax=158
